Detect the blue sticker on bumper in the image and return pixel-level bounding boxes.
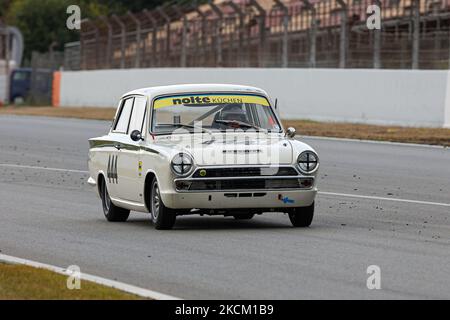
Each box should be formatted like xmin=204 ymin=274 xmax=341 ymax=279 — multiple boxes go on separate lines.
xmin=280 ymin=196 xmax=294 ymax=204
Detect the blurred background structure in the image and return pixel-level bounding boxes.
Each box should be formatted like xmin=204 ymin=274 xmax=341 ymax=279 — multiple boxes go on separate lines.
xmin=2 ymin=0 xmax=450 ymax=72
xmin=0 ymin=21 xmax=23 ymax=104
xmin=0 ymin=20 xmax=54 ymax=105
xmin=1 ymin=0 xmax=450 ymax=106
xmin=67 ymin=0 xmax=450 ymax=70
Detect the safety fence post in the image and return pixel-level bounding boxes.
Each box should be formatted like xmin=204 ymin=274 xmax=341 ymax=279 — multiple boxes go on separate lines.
xmin=128 ymin=12 xmax=141 ymax=68
xmin=337 ymin=0 xmax=348 ymax=68
xmin=157 ymin=6 xmax=171 ymax=67
xmin=250 ymin=0 xmax=267 ymax=67
xmin=112 ymin=15 xmax=125 ymax=69
xmin=302 ymin=0 xmax=317 ymax=68
xmin=226 ymin=1 xmax=245 ymax=67
xmin=373 ymin=0 xmax=382 ymax=68
xmin=274 ymin=0 xmax=289 ymax=68
xmin=412 ymin=0 xmax=420 ymax=69
xmin=143 ymin=9 xmax=159 ymax=67
xmin=209 ymin=2 xmax=224 ymax=67
xmin=100 ymin=16 xmax=112 ymax=69
xmin=174 ymin=6 xmax=188 ymax=68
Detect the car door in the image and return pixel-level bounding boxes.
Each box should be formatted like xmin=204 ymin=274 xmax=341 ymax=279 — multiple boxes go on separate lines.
xmin=107 ymin=97 xmax=134 ymax=199
xmin=116 ymin=95 xmax=147 ymax=203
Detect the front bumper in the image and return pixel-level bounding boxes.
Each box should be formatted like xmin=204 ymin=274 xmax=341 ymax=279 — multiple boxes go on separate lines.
xmin=161 ymin=188 xmax=317 ymax=209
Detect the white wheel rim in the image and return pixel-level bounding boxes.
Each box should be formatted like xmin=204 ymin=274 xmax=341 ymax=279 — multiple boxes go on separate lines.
xmin=152 ymin=182 xmax=160 ymax=220
xmin=102 ymin=183 xmax=111 ymax=213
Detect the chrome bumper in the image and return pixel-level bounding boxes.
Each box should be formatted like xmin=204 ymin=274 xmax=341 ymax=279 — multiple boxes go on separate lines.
xmin=161 ymin=188 xmax=317 ymax=209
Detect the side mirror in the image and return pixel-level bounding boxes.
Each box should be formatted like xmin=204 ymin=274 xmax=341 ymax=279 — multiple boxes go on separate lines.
xmin=286 ymin=127 xmax=296 ymax=138
xmin=130 ymin=130 xmax=143 ymax=142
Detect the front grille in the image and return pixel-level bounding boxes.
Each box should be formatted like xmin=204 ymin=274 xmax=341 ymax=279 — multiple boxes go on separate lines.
xmin=182 ymin=178 xmax=313 ymax=191
xmin=192 ymin=166 xmax=298 ymax=178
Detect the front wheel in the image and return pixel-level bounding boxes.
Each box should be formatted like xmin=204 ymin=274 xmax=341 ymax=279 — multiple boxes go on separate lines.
xmin=150 ymin=178 xmax=176 ymax=230
xmin=100 ymin=178 xmax=130 ymax=222
xmin=288 ymin=202 xmax=314 ymax=227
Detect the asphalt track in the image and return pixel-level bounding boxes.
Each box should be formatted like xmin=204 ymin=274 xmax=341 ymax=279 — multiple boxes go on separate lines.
xmin=0 ymin=115 xmax=449 ymax=299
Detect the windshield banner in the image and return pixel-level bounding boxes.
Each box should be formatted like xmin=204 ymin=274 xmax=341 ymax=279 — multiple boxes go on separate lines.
xmin=154 ymin=94 xmax=270 ymax=109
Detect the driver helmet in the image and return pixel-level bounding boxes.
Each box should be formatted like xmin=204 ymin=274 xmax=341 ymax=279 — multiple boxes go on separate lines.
xmin=219 ymin=104 xmax=248 ymax=123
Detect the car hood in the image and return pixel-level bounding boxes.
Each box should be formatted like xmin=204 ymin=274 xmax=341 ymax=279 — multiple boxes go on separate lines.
xmin=154 ymin=133 xmax=294 ymax=166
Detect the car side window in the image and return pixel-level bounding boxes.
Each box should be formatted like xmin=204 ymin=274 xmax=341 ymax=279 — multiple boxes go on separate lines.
xmin=254 ymin=104 xmax=279 ymax=131
xmin=114 ymin=98 xmax=134 ymax=133
xmin=129 ymin=96 xmax=147 ymax=133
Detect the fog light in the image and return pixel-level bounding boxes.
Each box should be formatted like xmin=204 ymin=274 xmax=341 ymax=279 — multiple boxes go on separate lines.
xmin=175 ymin=180 xmax=192 ymax=190
xmin=299 ymin=178 xmax=313 ymax=188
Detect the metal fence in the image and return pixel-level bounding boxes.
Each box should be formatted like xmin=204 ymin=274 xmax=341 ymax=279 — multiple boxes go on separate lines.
xmin=65 ymin=0 xmax=450 ymax=70
xmin=27 ymin=51 xmax=64 ymax=105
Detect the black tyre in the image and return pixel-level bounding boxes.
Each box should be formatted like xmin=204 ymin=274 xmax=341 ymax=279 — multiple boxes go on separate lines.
xmin=288 ymin=202 xmax=314 ymax=227
xmin=233 ymin=213 xmax=255 ymax=220
xmin=100 ymin=178 xmax=130 ymax=222
xmin=150 ymin=178 xmax=176 ymax=230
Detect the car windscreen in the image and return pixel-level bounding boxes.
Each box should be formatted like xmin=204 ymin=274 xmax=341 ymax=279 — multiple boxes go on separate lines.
xmin=151 ymin=93 xmax=281 ymax=134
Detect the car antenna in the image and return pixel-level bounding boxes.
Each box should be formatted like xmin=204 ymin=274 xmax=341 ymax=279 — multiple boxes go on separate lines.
xmin=274 ymin=98 xmax=278 ymax=110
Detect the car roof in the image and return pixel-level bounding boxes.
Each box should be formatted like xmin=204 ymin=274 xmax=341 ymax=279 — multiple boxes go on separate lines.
xmin=122 ymin=84 xmax=269 ymax=99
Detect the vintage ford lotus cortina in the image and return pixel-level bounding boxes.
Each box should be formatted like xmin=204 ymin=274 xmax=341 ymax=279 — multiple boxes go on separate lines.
xmin=88 ymin=84 xmax=319 ymax=229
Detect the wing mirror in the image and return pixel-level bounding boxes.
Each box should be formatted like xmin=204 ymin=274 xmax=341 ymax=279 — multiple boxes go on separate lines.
xmin=286 ymin=127 xmax=296 ymax=138
xmin=130 ymin=130 xmax=143 ymax=142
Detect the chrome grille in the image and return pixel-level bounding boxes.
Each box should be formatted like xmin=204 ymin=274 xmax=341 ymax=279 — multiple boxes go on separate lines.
xmin=192 ymin=166 xmax=298 ymax=178
xmin=176 ymin=177 xmax=314 ymax=191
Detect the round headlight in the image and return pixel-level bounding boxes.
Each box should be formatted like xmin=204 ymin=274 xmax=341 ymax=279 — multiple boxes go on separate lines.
xmin=297 ymin=151 xmax=319 ymax=174
xmin=171 ymin=153 xmax=194 ymax=176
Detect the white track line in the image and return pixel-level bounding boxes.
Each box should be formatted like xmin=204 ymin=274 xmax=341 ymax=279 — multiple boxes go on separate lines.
xmin=0 ymin=253 xmax=180 ymax=300
xmin=2 ymin=163 xmax=449 ymax=208
xmin=319 ymin=191 xmax=450 ymax=208
xmin=0 ymin=163 xmax=88 ymax=174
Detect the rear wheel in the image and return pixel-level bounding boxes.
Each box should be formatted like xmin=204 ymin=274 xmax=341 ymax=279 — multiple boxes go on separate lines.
xmin=100 ymin=178 xmax=130 ymax=222
xmin=233 ymin=213 xmax=254 ymax=220
xmin=150 ymin=178 xmax=176 ymax=230
xmin=288 ymin=202 xmax=314 ymax=227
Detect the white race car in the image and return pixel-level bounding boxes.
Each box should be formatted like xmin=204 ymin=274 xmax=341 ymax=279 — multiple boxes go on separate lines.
xmin=88 ymin=84 xmax=319 ymax=229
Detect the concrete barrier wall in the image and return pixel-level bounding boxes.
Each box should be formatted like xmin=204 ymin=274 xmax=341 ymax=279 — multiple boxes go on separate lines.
xmin=59 ymin=68 xmax=450 ymax=128
xmin=445 ymin=72 xmax=450 ymax=128
xmin=0 ymin=75 xmax=6 ymax=104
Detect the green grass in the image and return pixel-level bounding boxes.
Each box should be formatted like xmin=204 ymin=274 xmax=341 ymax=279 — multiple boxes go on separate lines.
xmin=0 ymin=263 xmax=142 ymax=300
